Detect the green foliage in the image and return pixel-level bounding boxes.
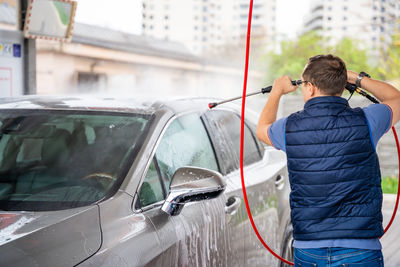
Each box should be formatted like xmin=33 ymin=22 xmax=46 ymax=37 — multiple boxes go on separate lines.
xmin=382 ymin=176 xmax=399 ymax=194
xmin=376 ymin=38 xmax=400 ymax=87
xmin=264 ymin=32 xmax=323 ymax=83
xmin=330 ymin=38 xmax=373 ymax=76
xmin=263 ymin=31 xmax=378 ymax=85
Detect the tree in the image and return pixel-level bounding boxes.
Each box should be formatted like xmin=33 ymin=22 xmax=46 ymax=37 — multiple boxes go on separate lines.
xmin=263 ymin=31 xmax=377 ymax=85
xmin=376 ymin=33 xmax=400 ymax=88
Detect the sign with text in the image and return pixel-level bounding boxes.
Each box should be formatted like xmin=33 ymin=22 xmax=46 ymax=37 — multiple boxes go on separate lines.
xmin=0 ymin=30 xmax=24 ymax=96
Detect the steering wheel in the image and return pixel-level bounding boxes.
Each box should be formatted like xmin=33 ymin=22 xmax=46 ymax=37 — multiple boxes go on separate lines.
xmin=83 ymin=172 xmax=117 ymax=190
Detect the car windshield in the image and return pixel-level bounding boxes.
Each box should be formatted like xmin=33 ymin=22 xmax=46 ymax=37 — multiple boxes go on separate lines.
xmin=0 ymin=109 xmax=152 ymax=211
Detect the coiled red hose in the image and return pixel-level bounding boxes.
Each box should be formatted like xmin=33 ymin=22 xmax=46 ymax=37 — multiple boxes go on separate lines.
xmin=239 ymin=1 xmax=400 ymax=266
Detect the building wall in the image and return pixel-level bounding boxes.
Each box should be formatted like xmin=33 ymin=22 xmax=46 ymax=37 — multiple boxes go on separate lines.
xmin=142 ymin=0 xmax=276 ymax=54
xmin=303 ymin=0 xmax=399 ymax=58
xmin=35 ymin=40 xmax=262 ymax=98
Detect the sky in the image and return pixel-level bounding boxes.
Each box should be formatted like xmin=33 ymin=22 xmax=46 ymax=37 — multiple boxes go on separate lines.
xmin=75 ymin=0 xmax=311 ymax=38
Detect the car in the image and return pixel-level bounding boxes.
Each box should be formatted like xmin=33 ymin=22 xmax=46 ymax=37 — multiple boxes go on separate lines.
xmin=0 ymin=96 xmax=292 ymax=266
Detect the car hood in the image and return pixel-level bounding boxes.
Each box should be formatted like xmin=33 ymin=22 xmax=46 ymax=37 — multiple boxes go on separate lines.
xmin=0 ymin=205 xmax=102 ymax=267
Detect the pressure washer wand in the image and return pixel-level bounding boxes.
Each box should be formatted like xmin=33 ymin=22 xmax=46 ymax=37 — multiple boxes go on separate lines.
xmin=208 ymin=80 xmax=302 ymax=109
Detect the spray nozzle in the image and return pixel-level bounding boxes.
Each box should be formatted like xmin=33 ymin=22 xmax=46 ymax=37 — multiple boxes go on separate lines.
xmin=208 ymin=103 xmax=217 ymax=109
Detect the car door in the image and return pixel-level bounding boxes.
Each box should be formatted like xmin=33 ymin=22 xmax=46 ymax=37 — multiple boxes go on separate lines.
xmin=136 ymin=112 xmax=241 ymax=266
xmin=204 ymin=109 xmax=283 ymax=266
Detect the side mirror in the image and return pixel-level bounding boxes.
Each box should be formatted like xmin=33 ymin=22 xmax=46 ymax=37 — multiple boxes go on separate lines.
xmin=161 ymin=167 xmax=226 ymax=216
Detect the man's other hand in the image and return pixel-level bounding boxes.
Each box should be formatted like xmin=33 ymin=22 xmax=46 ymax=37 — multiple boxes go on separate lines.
xmin=272 ymin=76 xmax=299 ymax=95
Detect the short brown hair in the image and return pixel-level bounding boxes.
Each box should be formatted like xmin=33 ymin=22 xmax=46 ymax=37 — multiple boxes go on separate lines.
xmin=302 ymin=54 xmax=347 ymax=95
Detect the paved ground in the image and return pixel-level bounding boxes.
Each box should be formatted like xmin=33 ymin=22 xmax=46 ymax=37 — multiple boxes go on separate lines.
xmin=381 ymin=194 xmax=400 ymax=267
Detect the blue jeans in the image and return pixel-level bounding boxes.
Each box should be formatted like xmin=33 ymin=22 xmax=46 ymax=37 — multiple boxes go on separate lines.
xmin=294 ymin=247 xmax=384 ymax=267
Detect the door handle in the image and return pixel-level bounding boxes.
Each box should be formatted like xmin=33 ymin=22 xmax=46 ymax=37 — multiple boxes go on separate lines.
xmin=225 ymin=196 xmax=241 ymax=215
xmin=275 ymin=175 xmax=284 ymax=190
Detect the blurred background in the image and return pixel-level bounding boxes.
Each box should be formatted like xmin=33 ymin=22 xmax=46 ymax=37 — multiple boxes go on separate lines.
xmin=1 ymin=0 xmax=400 ymax=178
xmin=2 ymin=0 xmax=399 ymax=98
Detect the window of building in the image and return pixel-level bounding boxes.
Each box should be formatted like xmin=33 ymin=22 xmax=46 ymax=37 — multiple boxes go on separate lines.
xmin=165 ymin=25 xmax=169 ymax=30
xmin=328 ymin=16 xmax=332 ymax=20
xmin=77 ymin=72 xmax=106 ymax=93
xmin=381 ymin=26 xmax=385 ymax=32
xmin=381 ymin=7 xmax=385 ymax=12
xmin=343 ymin=6 xmax=348 ymax=11
xmin=342 ymin=26 xmax=347 ymax=31
xmin=164 ymin=15 xmax=169 ymax=20
xmin=328 ymin=6 xmax=332 ymax=11
xmin=343 ymin=16 xmax=347 ymax=20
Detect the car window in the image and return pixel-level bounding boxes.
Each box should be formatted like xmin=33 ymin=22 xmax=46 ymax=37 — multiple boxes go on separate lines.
xmin=205 ymin=110 xmax=261 ymax=172
xmin=245 ymin=119 xmax=265 ymax=158
xmin=155 ymin=113 xmax=219 ymax=193
xmin=138 ymin=158 xmax=165 ymax=207
xmin=0 ymin=109 xmax=152 ymax=211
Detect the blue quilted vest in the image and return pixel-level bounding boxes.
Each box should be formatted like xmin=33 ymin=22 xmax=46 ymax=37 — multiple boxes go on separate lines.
xmin=286 ymin=96 xmax=384 ymax=240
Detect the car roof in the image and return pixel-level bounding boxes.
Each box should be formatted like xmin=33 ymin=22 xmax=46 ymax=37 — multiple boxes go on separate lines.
xmin=0 ymin=95 xmax=259 ymax=122
xmin=0 ymin=95 xmax=214 ymax=112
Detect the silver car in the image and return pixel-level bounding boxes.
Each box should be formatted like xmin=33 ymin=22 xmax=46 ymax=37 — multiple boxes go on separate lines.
xmin=0 ymin=96 xmax=292 ymax=266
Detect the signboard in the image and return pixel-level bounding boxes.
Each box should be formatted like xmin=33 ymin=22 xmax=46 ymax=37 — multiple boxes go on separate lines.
xmin=0 ymin=29 xmax=23 ymax=96
xmin=23 ymin=0 xmax=77 ymax=42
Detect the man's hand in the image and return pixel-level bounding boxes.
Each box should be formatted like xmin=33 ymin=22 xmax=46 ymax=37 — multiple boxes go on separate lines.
xmin=347 ymin=70 xmax=358 ymax=85
xmin=348 ymin=69 xmax=400 ymax=127
xmin=257 ymin=76 xmax=298 ymax=146
xmin=272 ymin=76 xmax=299 ymax=95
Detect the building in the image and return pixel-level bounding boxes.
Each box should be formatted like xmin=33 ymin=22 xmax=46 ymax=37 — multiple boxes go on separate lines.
xmin=1 ymin=0 xmax=263 ymax=97
xmin=303 ymin=0 xmax=399 ymax=57
xmin=142 ymin=0 xmax=276 ymax=55
xmin=35 ymin=23 xmax=263 ymax=97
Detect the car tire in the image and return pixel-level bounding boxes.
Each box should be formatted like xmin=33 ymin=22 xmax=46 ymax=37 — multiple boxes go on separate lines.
xmin=279 ymin=223 xmax=294 ymax=267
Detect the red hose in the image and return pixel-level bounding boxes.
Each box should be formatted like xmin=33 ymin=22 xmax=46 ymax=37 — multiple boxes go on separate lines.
xmin=239 ymin=1 xmax=399 ymax=266
xmin=382 ymin=126 xmax=400 ymax=236
xmin=239 ymin=0 xmax=294 ymax=265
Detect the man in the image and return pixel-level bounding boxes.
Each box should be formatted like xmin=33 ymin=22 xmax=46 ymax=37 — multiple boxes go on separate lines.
xmin=256 ymin=54 xmax=400 ymax=266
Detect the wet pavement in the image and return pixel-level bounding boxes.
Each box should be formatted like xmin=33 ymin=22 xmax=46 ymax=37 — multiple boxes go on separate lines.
xmin=382 ymin=194 xmax=400 ymax=267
